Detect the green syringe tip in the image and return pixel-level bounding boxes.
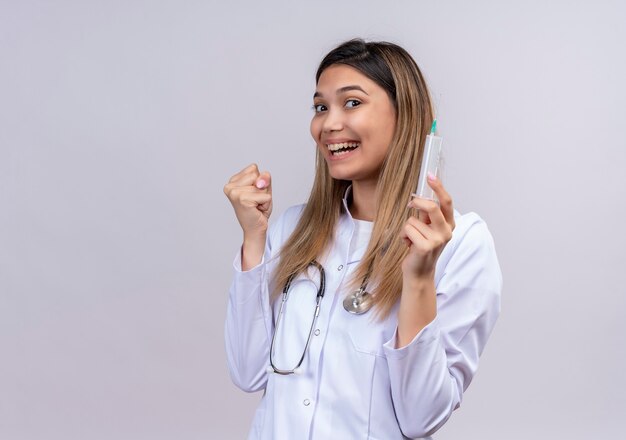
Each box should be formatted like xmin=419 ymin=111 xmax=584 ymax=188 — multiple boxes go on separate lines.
xmin=430 ymin=119 xmax=437 ymax=134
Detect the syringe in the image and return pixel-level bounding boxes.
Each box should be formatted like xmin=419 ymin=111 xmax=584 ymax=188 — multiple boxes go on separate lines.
xmin=413 ymin=119 xmax=443 ymax=201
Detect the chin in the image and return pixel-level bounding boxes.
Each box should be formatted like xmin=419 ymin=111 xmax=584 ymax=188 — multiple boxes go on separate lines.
xmin=327 ymin=167 xmax=356 ymax=182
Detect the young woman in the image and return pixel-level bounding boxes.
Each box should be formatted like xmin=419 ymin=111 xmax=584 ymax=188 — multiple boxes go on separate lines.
xmin=223 ymin=39 xmax=501 ymax=439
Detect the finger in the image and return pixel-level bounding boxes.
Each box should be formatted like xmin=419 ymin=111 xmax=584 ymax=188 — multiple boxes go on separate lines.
xmin=241 ymin=163 xmax=259 ymax=174
xmin=258 ymin=194 xmax=272 ymax=212
xmin=255 ymin=193 xmax=272 ymax=211
xmin=229 ymin=185 xmax=266 ymax=201
xmin=255 ymin=171 xmax=272 ymax=191
xmin=426 ymin=173 xmax=455 ymax=229
xmin=406 ymin=216 xmax=435 ymax=240
xmin=408 ymin=197 xmax=446 ymax=228
xmin=408 ymin=205 xmax=430 ymax=224
xmin=224 ymin=177 xmax=258 ymax=198
xmin=229 ymin=163 xmax=258 ymax=182
xmin=229 ymin=163 xmax=260 ymax=185
xmin=416 ymin=208 xmax=429 ymax=224
xmin=237 ymin=189 xmax=272 ymax=208
xmin=401 ymin=221 xmax=431 ymax=252
xmin=403 ymin=216 xmax=451 ymax=250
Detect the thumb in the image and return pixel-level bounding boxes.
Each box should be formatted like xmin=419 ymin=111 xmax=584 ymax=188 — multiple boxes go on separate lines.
xmin=255 ymin=171 xmax=272 ymax=192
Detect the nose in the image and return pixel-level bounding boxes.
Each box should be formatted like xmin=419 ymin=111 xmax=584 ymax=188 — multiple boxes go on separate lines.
xmin=322 ymin=107 xmax=344 ymax=133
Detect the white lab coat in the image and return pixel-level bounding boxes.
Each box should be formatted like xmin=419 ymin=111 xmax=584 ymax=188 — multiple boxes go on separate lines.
xmin=225 ymin=193 xmax=502 ymax=439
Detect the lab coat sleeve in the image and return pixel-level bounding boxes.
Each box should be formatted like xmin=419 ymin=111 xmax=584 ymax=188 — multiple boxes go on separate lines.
xmin=224 ymin=240 xmax=273 ymax=393
xmin=224 ymin=205 xmax=304 ymax=393
xmin=382 ymin=215 xmax=502 ymax=438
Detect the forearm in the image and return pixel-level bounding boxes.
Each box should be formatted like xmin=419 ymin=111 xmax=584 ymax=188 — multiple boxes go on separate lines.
xmin=396 ymin=275 xmax=437 ymax=348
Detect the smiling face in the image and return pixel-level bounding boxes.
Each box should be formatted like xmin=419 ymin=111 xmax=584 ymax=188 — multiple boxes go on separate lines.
xmin=310 ymin=64 xmax=397 ymax=186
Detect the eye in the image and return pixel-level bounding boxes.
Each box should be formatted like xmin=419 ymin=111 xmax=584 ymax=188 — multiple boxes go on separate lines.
xmin=312 ymin=103 xmax=327 ymax=113
xmin=345 ymin=99 xmax=361 ymax=109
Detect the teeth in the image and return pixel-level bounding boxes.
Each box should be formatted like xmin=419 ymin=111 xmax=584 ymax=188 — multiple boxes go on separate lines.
xmin=326 ymin=142 xmax=360 ymax=152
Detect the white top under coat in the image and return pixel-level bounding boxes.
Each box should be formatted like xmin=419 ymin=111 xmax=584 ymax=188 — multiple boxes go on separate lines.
xmin=225 ymin=192 xmax=502 ymax=440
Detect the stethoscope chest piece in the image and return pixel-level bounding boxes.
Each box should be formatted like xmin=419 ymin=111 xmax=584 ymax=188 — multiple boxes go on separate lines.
xmin=343 ymin=287 xmax=373 ymax=314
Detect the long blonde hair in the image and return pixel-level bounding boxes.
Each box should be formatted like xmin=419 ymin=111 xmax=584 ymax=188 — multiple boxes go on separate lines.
xmin=272 ymin=39 xmax=434 ymax=319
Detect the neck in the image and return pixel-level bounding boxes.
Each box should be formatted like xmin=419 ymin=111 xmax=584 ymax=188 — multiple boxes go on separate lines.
xmin=349 ymin=180 xmax=378 ymax=221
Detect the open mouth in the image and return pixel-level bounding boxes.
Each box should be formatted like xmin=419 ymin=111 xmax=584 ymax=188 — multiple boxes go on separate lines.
xmin=327 ymin=142 xmax=360 ymax=156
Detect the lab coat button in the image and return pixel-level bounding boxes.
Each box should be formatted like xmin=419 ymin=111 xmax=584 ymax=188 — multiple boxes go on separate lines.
xmin=314 ymin=329 xmax=320 ymax=336
xmin=337 ymin=265 xmax=344 ymax=271
xmin=303 ymin=399 xmax=311 ymax=406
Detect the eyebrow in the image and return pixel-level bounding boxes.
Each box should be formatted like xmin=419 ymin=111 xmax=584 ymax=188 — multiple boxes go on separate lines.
xmin=313 ymin=85 xmax=369 ymax=99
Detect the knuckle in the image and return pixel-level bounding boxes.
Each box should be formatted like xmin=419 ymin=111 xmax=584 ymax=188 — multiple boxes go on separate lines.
xmin=225 ymin=183 xmax=238 ymax=196
xmin=230 ymin=187 xmax=244 ymax=199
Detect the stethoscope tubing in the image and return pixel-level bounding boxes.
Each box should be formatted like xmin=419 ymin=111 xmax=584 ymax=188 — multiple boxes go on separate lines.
xmin=268 ymin=259 xmax=371 ymax=375
xmin=269 ymin=261 xmax=325 ymax=375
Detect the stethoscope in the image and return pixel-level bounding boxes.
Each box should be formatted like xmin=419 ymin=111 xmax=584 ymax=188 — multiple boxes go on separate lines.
xmin=268 ymin=260 xmax=372 ymax=375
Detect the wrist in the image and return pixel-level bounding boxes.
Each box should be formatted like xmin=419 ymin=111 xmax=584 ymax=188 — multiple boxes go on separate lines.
xmin=243 ymin=230 xmax=267 ymax=244
xmin=397 ymin=276 xmax=437 ymax=348
xmin=402 ymin=273 xmax=435 ymax=293
xmin=241 ymin=232 xmax=267 ymax=271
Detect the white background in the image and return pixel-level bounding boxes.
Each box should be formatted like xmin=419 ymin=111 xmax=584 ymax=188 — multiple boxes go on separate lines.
xmin=1 ymin=0 xmax=625 ymax=438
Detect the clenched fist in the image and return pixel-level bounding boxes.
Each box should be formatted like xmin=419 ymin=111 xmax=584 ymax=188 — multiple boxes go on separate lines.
xmin=223 ymin=164 xmax=273 ymax=269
